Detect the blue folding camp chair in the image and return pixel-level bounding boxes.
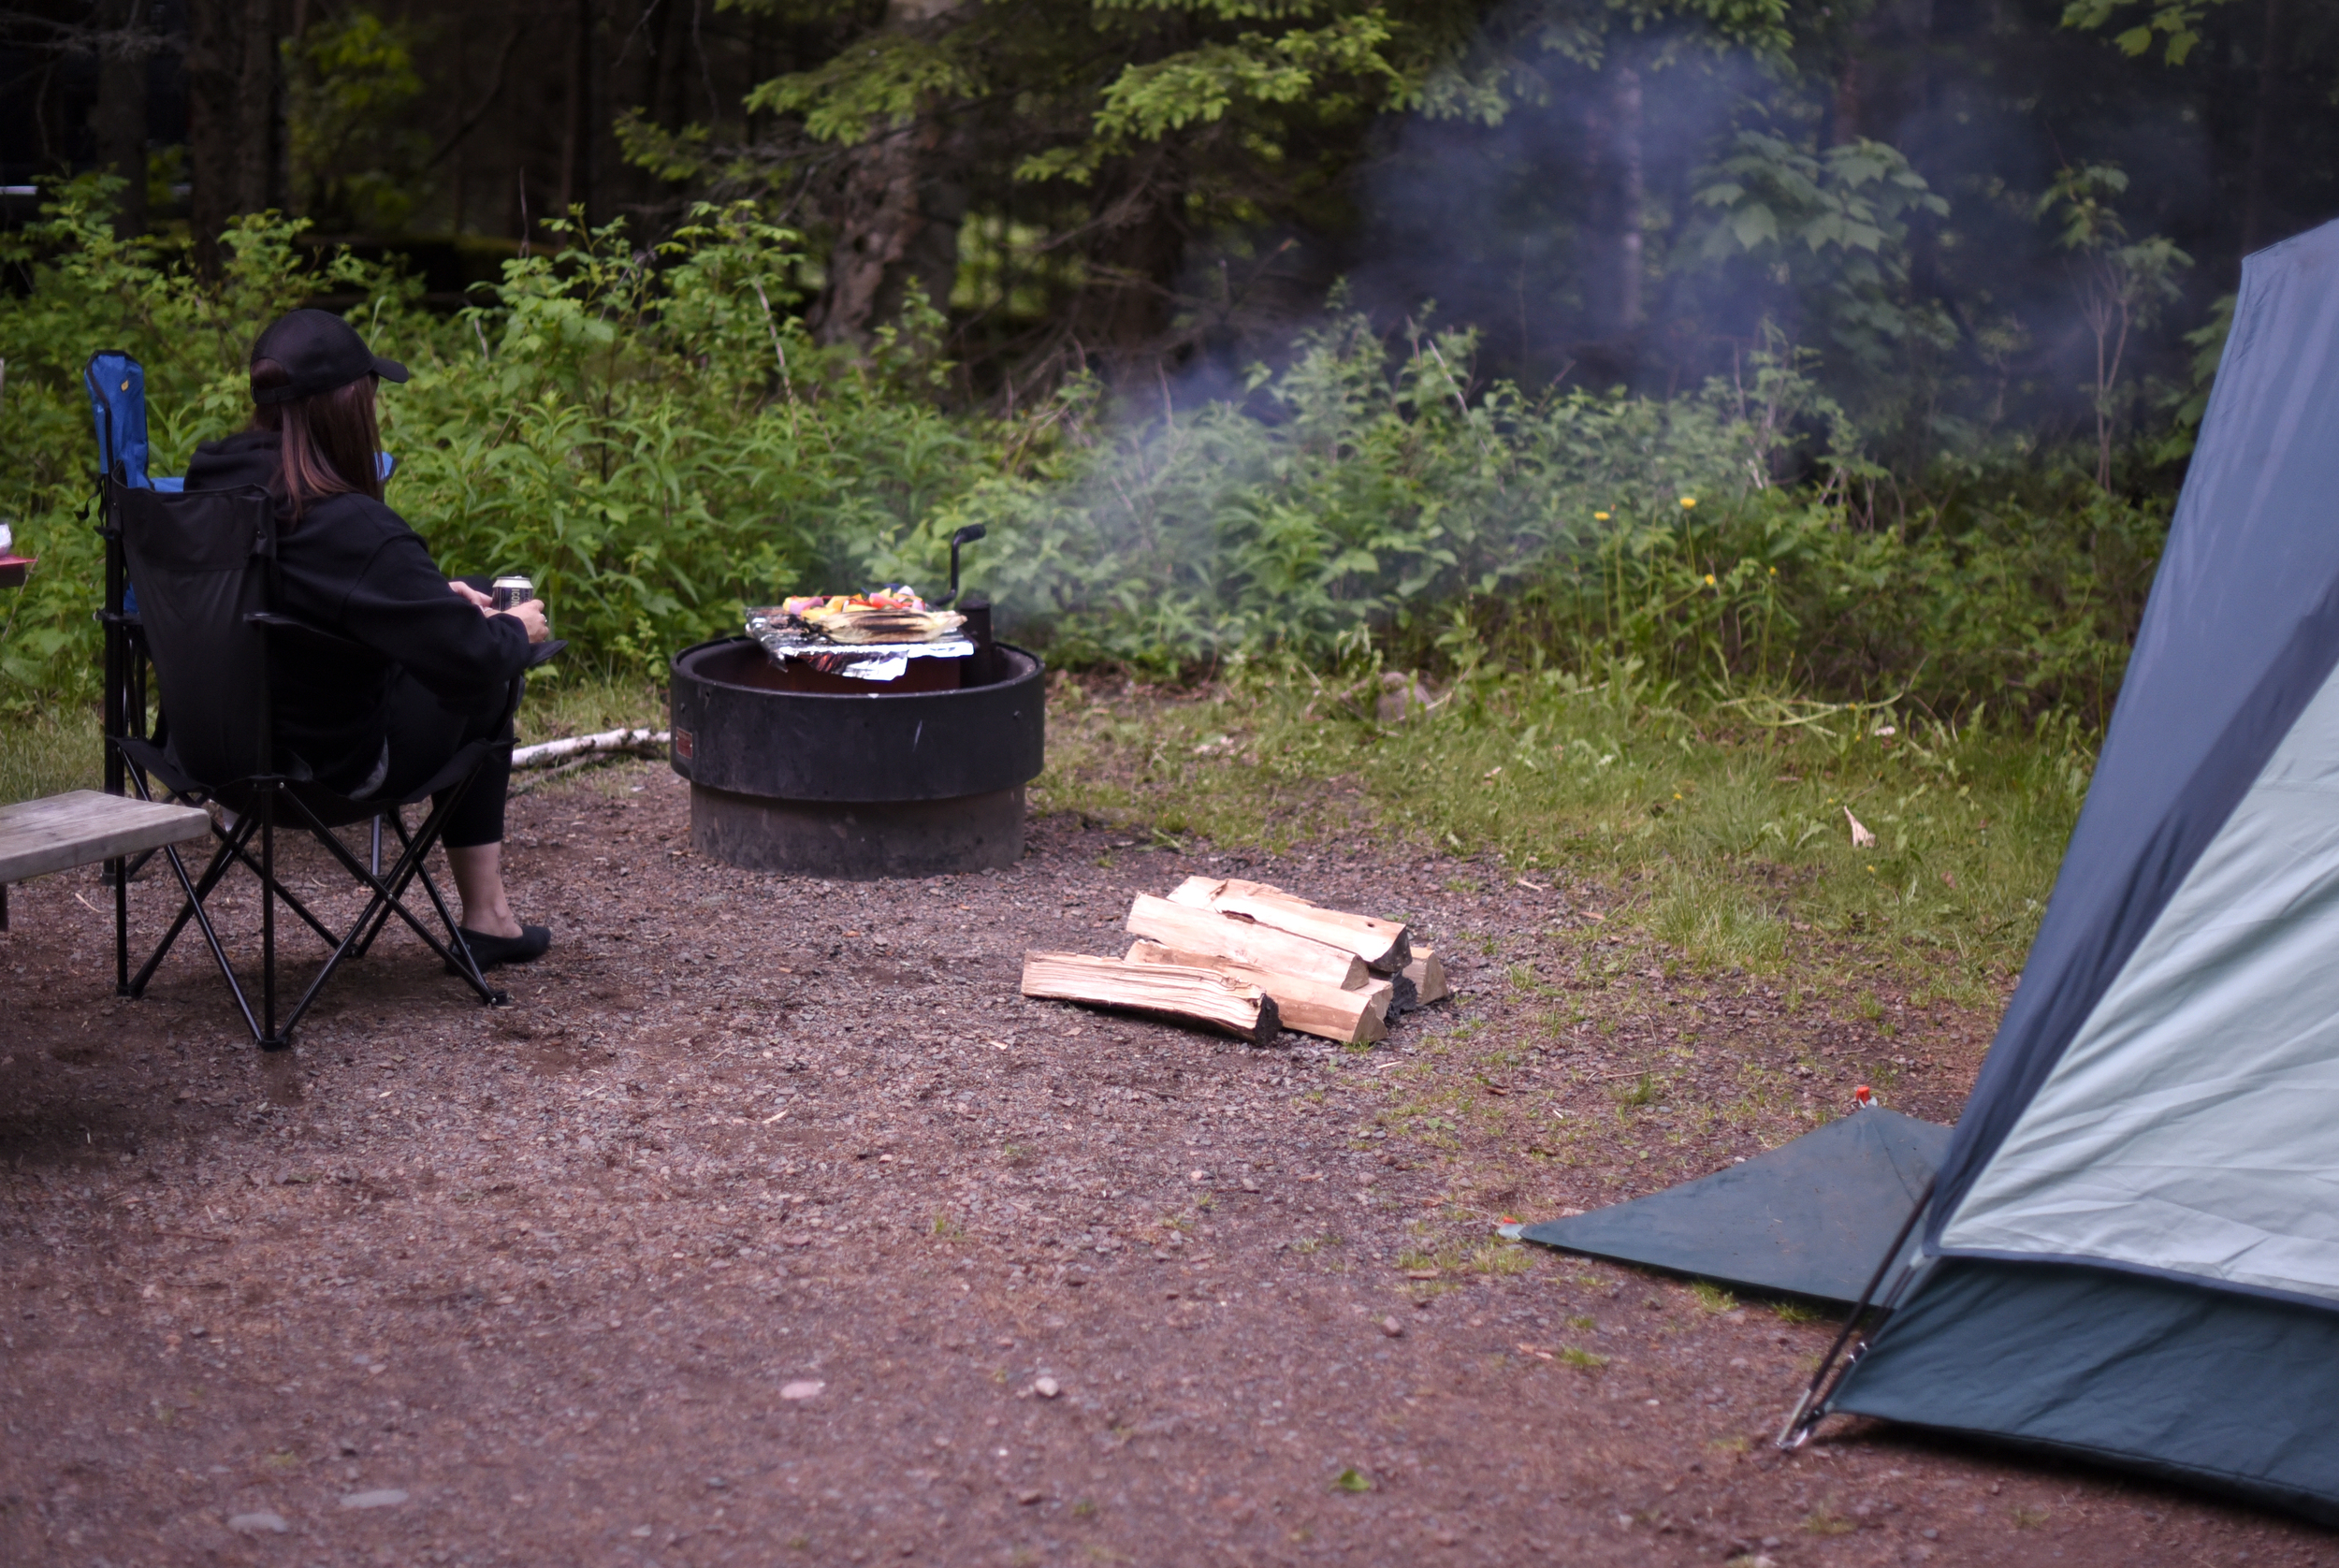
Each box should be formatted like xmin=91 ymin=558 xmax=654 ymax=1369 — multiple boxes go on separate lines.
xmin=85 ymin=351 xmax=398 ymax=872
xmin=84 ymin=352 xmax=504 ymax=1050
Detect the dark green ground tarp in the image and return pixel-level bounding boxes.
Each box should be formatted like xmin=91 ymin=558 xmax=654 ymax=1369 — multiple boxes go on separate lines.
xmin=1519 ymin=1109 xmax=1948 ymax=1303
xmin=1829 ymin=1258 xmax=2339 ymax=1524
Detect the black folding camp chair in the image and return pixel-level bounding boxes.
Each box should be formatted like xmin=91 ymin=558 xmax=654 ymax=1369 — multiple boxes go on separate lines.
xmin=107 ymin=480 xmax=531 ymax=1050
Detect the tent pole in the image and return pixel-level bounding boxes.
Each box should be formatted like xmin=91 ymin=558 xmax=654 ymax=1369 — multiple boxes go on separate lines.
xmin=1774 ymin=1174 xmax=1936 ymax=1451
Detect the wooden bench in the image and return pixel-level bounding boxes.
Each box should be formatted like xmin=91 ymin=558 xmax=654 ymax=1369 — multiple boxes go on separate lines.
xmin=0 ymin=790 xmax=211 ymax=930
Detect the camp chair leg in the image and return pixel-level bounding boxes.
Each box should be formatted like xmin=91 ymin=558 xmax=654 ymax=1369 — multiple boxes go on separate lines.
xmin=265 ymin=794 xmax=422 ymax=1042
xmin=127 ymin=817 xmax=249 ymax=996
xmin=211 ymin=830 xmax=343 ymax=950
xmin=347 ymin=808 xmax=409 ymax=959
xmin=412 ymin=856 xmax=501 ymax=1004
xmin=377 ymin=777 xmax=506 ymax=1005
xmin=385 ymin=799 xmax=506 ymax=1004
xmin=137 ymin=835 xmax=267 ymax=1046
xmin=349 ymin=790 xmax=475 ymax=964
xmin=273 ymin=811 xmax=483 ymax=1039
xmin=278 ymin=791 xmax=503 ymax=1013
xmin=258 ymin=785 xmax=286 ymax=1050
xmin=350 ymin=801 xmax=458 ymax=965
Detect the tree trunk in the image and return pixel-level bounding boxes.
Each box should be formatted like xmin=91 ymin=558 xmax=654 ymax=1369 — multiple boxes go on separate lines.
xmin=187 ymin=0 xmax=282 ymax=269
xmin=807 ymin=0 xmax=969 ymax=347
xmin=651 ymin=0 xmax=685 ymax=132
xmin=91 ymin=0 xmax=151 ymax=238
xmin=554 ymin=0 xmax=606 ymax=225
xmin=186 ymin=0 xmax=239 ymax=272
xmin=451 ymin=15 xmax=469 ymax=234
xmin=1064 ymin=166 xmax=1185 ymax=364
xmin=558 ymin=0 xmax=584 ymax=222
xmin=1579 ymin=61 xmax=1645 ymax=358
xmin=810 ymin=118 xmax=966 ymax=346
xmin=2242 ymin=0 xmax=2282 ymax=254
xmin=583 ymin=0 xmax=604 ymax=225
xmin=232 ymin=0 xmax=278 ymax=213
xmin=1613 ymin=66 xmax=1643 ymax=334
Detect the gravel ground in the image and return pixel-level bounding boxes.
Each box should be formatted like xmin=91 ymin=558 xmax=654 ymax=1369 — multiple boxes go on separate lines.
xmin=0 ymin=758 xmax=2327 ymax=1567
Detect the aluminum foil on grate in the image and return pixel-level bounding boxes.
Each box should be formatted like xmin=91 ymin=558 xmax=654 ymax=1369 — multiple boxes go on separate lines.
xmin=745 ymin=609 xmax=976 ymax=683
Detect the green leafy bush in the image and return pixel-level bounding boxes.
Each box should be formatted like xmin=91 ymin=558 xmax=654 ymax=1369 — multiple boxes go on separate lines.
xmin=0 ymin=188 xmax=980 ymax=708
xmin=0 ymin=182 xmax=353 ymax=705
xmin=1 ymin=183 xmax=2163 ymax=727
xmin=923 ymin=316 xmax=2162 ymax=721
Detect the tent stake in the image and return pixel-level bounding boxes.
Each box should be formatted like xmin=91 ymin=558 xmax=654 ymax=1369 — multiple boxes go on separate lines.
xmin=1775 ymin=1174 xmax=1937 ymax=1450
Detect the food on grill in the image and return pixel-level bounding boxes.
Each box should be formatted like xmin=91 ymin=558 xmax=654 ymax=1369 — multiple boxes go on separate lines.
xmin=779 ymin=588 xmax=965 ymax=645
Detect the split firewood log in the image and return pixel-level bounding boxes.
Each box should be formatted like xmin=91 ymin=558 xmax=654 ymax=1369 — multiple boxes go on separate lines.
xmin=1123 ymin=940 xmax=1390 ymax=1045
xmin=1402 ymin=946 xmax=1449 ymax=1008
xmin=1165 ymin=876 xmax=1411 ymax=972
xmin=1019 ymin=951 xmax=1282 ymax=1046
xmin=1125 ymin=894 xmax=1367 ymax=990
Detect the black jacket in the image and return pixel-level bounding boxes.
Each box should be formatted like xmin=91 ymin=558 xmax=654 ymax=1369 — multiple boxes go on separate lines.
xmin=182 ymin=430 xmax=530 ymax=789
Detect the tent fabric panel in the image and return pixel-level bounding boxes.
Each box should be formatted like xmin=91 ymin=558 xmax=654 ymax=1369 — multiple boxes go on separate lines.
xmin=1926 ymin=223 xmax=2339 ymax=1239
xmin=1941 ymin=660 xmax=2339 ymax=1304
xmin=1827 ymin=1258 xmax=2339 ymax=1526
xmin=1519 ymin=1110 xmax=1947 ymax=1304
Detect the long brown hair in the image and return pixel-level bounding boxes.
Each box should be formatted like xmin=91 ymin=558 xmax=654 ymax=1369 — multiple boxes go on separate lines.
xmin=249 ymin=359 xmax=384 ymax=521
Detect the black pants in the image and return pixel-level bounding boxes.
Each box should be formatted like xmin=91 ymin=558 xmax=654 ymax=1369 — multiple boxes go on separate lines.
xmin=374 ymin=674 xmax=514 ymax=849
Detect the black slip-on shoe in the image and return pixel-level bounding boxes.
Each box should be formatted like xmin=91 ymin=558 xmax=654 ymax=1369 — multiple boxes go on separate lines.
xmin=447 ymin=923 xmax=552 ymax=973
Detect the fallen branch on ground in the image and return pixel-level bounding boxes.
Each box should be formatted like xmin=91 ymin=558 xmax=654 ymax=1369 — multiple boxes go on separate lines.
xmin=511 ymin=728 xmax=669 ymax=769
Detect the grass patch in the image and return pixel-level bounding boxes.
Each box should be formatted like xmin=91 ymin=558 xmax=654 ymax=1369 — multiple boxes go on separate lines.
xmin=1466 ymin=1240 xmax=1534 ymax=1276
xmin=0 ymin=704 xmax=104 ymax=801
xmin=1690 ymin=1280 xmax=1738 ymax=1314
xmin=1037 ymin=663 xmax=2085 ymax=1003
xmin=512 ymin=674 xmax=667 ymax=748
xmin=1559 ymin=1346 xmax=1610 ymax=1370
xmin=0 ymin=676 xmax=660 ymax=808
xmin=1802 ymin=1504 xmax=1856 ymax=1536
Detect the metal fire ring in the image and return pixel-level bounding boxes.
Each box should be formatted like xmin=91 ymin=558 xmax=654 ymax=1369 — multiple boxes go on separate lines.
xmin=668 ymin=636 xmax=1044 ymax=802
xmin=665 ymin=635 xmax=1046 ymax=878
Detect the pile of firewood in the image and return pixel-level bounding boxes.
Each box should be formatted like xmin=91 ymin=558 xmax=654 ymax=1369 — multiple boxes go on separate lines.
xmin=1020 ymin=877 xmax=1449 ymax=1046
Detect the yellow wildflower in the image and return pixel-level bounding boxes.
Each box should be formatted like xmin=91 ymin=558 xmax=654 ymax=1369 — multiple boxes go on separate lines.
xmin=1704 ymin=573 xmax=1716 ymax=586
xmin=1679 ymin=496 xmax=1698 ymax=509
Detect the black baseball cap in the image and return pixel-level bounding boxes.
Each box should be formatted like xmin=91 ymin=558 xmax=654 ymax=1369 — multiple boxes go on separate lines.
xmin=249 ymin=309 xmax=409 ymax=405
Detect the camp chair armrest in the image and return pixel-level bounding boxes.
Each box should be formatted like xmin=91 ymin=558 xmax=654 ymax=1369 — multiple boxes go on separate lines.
xmin=246 ymin=610 xmax=367 ymax=654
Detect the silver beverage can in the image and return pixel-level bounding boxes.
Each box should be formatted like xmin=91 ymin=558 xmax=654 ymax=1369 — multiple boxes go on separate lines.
xmin=491 ymin=575 xmax=534 ymax=611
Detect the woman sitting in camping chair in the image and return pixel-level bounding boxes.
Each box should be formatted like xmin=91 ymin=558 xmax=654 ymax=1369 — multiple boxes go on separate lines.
xmin=182 ymin=309 xmax=556 ymax=971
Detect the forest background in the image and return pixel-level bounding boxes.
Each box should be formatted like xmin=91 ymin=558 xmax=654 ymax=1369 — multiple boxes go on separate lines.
xmin=0 ymin=0 xmax=2320 ymax=980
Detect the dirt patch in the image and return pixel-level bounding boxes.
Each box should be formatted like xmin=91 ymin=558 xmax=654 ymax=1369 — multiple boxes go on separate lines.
xmin=0 ymin=760 xmax=2322 ymax=1565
